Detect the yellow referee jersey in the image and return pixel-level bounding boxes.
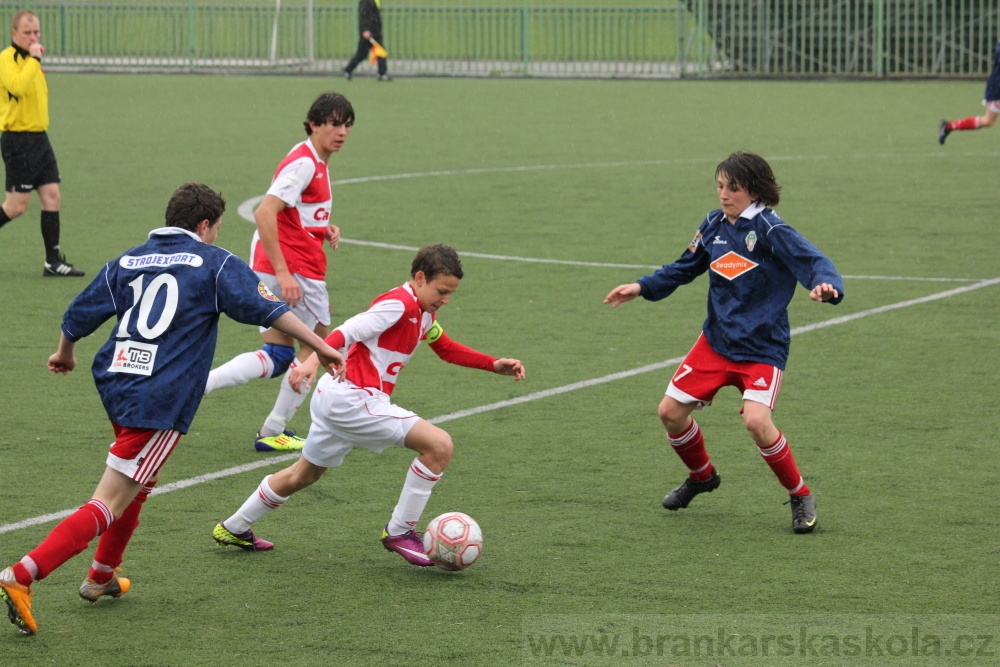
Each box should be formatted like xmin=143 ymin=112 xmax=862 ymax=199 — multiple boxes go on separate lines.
xmin=0 ymin=45 xmax=49 ymax=132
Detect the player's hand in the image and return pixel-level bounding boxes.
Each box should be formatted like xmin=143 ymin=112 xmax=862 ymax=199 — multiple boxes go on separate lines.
xmin=48 ymin=352 xmax=76 ymax=375
xmin=494 ymin=358 xmax=525 ymax=381
xmin=277 ymin=272 xmax=302 ymax=308
xmin=29 ymin=43 xmax=44 ymax=58
xmin=314 ymin=346 xmax=347 ymax=384
xmin=603 ymin=283 xmax=641 ymax=308
xmin=363 ymin=30 xmax=372 ymax=40
xmin=809 ymin=283 xmax=839 ymax=302
xmin=288 ymin=355 xmax=319 ymax=393
xmin=326 ymin=224 xmax=340 ymax=250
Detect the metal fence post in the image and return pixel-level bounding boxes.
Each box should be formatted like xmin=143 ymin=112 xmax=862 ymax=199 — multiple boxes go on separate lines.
xmin=874 ymin=0 xmax=885 ymax=77
xmin=188 ymin=0 xmax=196 ymax=68
xmin=520 ymin=3 xmax=528 ymax=76
xmin=698 ymin=0 xmax=707 ymax=76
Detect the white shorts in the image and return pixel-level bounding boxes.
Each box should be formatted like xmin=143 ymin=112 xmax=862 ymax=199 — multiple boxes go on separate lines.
xmin=256 ymin=271 xmax=330 ymax=331
xmin=302 ymin=374 xmax=420 ymax=468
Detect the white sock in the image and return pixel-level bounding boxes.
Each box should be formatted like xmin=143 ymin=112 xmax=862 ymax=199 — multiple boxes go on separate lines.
xmin=387 ymin=459 xmax=441 ymax=536
xmin=19 ymin=556 xmax=38 ymax=581
xmin=224 ymin=475 xmax=288 ymax=534
xmin=260 ymin=360 xmax=307 ymax=437
xmin=205 ymin=351 xmax=274 ymax=394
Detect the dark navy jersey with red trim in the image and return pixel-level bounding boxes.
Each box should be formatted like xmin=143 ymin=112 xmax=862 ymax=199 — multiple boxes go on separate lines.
xmin=61 ymin=227 xmax=290 ymax=432
xmin=637 ymin=204 xmax=843 ymax=369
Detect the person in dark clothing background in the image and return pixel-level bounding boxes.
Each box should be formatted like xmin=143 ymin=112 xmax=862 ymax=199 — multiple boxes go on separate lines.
xmin=343 ymin=0 xmax=390 ymax=81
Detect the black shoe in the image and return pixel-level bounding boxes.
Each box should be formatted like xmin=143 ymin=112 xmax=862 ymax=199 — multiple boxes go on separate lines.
xmin=787 ymin=493 xmax=817 ymax=533
xmin=938 ymin=120 xmax=950 ymax=145
xmin=377 ymin=74 xmax=392 ymax=82
xmin=43 ymin=254 xmax=85 ymax=277
xmin=342 ymin=68 xmax=352 ymax=80
xmin=662 ymin=469 xmax=720 ymax=510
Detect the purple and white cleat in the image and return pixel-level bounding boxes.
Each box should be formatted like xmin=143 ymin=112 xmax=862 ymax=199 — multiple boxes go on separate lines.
xmin=381 ymin=527 xmax=433 ymax=566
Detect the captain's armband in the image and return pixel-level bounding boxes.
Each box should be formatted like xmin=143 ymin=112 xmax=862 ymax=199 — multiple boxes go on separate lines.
xmin=426 ymin=320 xmax=444 ymax=344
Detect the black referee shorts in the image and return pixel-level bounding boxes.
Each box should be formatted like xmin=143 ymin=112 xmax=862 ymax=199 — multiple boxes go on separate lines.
xmin=1 ymin=131 xmax=61 ymax=193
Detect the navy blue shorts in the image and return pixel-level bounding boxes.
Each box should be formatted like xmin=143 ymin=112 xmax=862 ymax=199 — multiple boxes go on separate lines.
xmin=1 ymin=131 xmax=61 ymax=193
xmin=986 ymin=42 xmax=1000 ymax=102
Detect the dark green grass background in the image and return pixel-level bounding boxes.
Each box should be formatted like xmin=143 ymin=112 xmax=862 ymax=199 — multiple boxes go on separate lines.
xmin=0 ymin=75 xmax=998 ymax=665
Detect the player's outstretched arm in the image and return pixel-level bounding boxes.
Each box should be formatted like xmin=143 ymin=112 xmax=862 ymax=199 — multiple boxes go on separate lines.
xmin=494 ymin=358 xmax=525 ymax=380
xmin=603 ymin=282 xmax=642 ymax=308
xmin=271 ymin=312 xmax=345 ymax=380
xmin=809 ymin=283 xmax=840 ymax=302
xmin=48 ymin=333 xmax=77 ymax=375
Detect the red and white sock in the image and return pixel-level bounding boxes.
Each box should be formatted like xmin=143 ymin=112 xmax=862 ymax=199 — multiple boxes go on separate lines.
xmin=12 ymin=499 xmax=114 ymax=586
xmin=667 ymin=419 xmax=714 ymax=482
xmin=757 ymin=432 xmax=810 ymax=495
xmin=947 ymin=116 xmax=982 ymax=132
xmin=387 ymin=459 xmax=441 ymax=536
xmin=89 ymin=482 xmax=156 ymax=584
xmin=224 ymin=475 xmax=287 ymax=534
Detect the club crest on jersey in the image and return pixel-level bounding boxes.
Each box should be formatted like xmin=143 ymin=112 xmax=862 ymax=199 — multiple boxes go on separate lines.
xmin=687 ymin=230 xmax=702 ymax=253
xmin=257 ymin=282 xmax=281 ymax=302
xmin=745 ymin=231 xmax=757 ymax=252
xmin=710 ymin=251 xmax=758 ymax=280
xmin=109 ymin=341 xmax=158 ymax=376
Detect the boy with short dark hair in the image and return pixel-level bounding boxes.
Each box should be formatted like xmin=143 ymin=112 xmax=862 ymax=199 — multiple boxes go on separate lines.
xmin=212 ymin=244 xmax=525 ymax=566
xmin=0 ymin=183 xmax=345 ymax=635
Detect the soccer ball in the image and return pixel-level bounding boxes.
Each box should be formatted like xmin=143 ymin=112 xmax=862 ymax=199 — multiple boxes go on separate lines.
xmin=422 ymin=512 xmax=483 ymax=571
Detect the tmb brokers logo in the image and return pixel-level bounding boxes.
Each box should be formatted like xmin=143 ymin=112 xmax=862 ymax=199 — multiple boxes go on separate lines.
xmin=108 ymin=341 xmax=158 ymax=376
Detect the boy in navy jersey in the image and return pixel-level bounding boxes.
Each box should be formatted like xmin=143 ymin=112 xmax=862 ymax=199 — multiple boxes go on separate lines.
xmin=604 ymin=152 xmax=843 ymax=533
xmin=939 ymin=40 xmax=1000 ymax=144
xmin=0 ymin=183 xmax=345 ymax=635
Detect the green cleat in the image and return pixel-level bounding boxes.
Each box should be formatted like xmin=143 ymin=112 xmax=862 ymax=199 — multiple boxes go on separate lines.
xmin=254 ymin=429 xmax=305 ymax=452
xmin=212 ymin=522 xmax=274 ymax=551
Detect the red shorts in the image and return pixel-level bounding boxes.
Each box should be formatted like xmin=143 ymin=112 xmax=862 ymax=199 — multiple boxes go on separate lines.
xmin=666 ymin=333 xmax=783 ymax=410
xmin=106 ymin=423 xmax=182 ymax=484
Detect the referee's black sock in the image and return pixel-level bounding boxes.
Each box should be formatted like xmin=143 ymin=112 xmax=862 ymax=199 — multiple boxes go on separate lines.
xmin=0 ymin=206 xmax=11 ymax=229
xmin=41 ymin=210 xmax=61 ymax=262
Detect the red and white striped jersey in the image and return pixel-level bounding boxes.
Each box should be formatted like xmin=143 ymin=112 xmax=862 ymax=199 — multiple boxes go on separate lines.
xmin=251 ymin=139 xmax=332 ymax=281
xmin=325 ymin=283 xmax=497 ymax=395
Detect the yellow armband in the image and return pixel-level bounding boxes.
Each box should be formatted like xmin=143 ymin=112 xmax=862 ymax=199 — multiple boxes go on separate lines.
xmin=426 ymin=320 xmax=444 ymax=344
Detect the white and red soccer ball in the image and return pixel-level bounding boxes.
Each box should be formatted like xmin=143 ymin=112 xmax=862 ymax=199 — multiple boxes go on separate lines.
xmin=423 ymin=512 xmax=483 ymax=571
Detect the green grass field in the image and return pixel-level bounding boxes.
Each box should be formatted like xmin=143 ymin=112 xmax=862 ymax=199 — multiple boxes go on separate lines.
xmin=1 ymin=74 xmax=999 ymax=666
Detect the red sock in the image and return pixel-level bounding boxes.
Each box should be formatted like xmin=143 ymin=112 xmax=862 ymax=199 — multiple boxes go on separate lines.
xmin=89 ymin=482 xmax=156 ymax=584
xmin=22 ymin=500 xmax=114 ymax=583
xmin=947 ymin=116 xmax=982 ymax=131
xmin=757 ymin=432 xmax=810 ymax=495
xmin=667 ymin=419 xmax=714 ymax=482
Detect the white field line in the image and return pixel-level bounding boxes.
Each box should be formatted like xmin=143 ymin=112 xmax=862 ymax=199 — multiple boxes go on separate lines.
xmin=235 ymin=156 xmax=987 ymax=283
xmin=2 ymin=276 xmax=998 ymax=535
xmin=329 ymin=239 xmax=983 ymax=282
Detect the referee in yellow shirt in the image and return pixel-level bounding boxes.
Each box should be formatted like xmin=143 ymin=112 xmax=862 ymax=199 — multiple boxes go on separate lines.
xmin=0 ymin=10 xmax=83 ymax=277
